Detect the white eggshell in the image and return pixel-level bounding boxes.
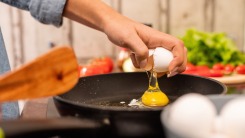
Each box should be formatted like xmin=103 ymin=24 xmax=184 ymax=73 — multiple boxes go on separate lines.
xmin=210 ymin=116 xmax=228 ymax=138
xmin=145 ymin=47 xmax=173 ymax=72
xmin=210 ymin=134 xmax=228 ymax=138
xmin=213 ymin=116 xmax=224 ymax=134
xmin=153 ymin=47 xmax=173 ymax=72
xmin=166 ymin=93 xmax=217 ymax=138
xmin=220 ymin=97 xmax=245 ymax=138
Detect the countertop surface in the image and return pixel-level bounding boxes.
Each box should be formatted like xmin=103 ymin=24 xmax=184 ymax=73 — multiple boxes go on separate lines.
xmin=21 ymin=97 xmax=50 ymax=119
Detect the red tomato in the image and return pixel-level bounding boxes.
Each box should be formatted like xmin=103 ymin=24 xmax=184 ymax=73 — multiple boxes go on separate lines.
xmin=78 ymin=65 xmax=84 ymax=77
xmin=78 ymin=65 xmax=83 ymax=73
xmin=196 ymin=70 xmax=211 ymax=77
xmin=79 ymin=65 xmax=103 ymax=77
xmin=223 ymin=64 xmax=235 ymax=75
xmin=209 ymin=69 xmax=224 ymax=77
xmin=183 ymin=64 xmax=224 ymax=77
xmin=212 ymin=63 xmax=224 ymax=70
xmin=196 ymin=65 xmax=210 ymax=71
xmin=185 ymin=63 xmax=197 ymax=72
xmin=91 ymin=56 xmax=114 ymax=73
xmin=103 ymin=56 xmax=114 ymax=72
xmin=91 ymin=61 xmax=110 ymax=73
xmin=235 ymin=65 xmax=245 ymax=74
xmin=183 ymin=64 xmax=210 ymax=77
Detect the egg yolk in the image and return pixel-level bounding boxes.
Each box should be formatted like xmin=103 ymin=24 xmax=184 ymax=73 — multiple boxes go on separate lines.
xmin=142 ymin=91 xmax=169 ymax=106
xmin=141 ymin=70 xmax=169 ymax=107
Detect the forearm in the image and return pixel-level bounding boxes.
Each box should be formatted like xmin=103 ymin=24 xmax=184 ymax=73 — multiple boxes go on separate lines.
xmin=63 ymin=0 xmax=122 ymax=32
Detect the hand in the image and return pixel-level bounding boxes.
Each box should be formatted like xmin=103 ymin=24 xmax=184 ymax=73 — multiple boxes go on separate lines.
xmin=63 ymin=0 xmax=187 ymax=77
xmin=103 ymin=16 xmax=187 ymax=77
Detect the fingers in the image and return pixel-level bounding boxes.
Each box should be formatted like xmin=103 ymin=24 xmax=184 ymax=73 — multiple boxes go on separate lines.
xmin=150 ymin=34 xmax=186 ymax=77
xmin=167 ymin=45 xmax=187 ymax=77
xmin=123 ymin=34 xmax=149 ymax=69
xmin=117 ymin=23 xmax=187 ymax=76
xmin=135 ymin=25 xmax=187 ymax=77
xmin=178 ymin=47 xmax=188 ymax=72
xmin=128 ymin=34 xmax=187 ymax=77
xmin=157 ymin=72 xmax=167 ymax=78
xmin=130 ymin=53 xmax=139 ymax=68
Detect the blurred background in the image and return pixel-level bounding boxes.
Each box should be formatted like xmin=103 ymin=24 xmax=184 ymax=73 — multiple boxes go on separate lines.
xmin=0 ymin=0 xmax=244 ymax=69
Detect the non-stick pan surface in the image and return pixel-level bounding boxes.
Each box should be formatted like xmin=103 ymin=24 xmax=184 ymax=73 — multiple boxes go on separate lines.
xmin=55 ymin=72 xmax=226 ymax=109
xmin=53 ymin=72 xmax=226 ymax=137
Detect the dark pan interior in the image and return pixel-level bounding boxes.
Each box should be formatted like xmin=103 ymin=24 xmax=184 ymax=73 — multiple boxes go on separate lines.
xmin=53 ymin=72 xmax=226 ymax=137
xmin=55 ymin=72 xmax=226 ymax=111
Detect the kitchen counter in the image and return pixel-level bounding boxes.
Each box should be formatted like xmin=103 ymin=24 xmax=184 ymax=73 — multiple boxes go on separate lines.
xmin=20 ymin=97 xmax=50 ymax=119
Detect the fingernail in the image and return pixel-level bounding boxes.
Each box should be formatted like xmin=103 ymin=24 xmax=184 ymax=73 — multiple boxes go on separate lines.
xmin=140 ymin=59 xmax=147 ymax=68
xmin=167 ymin=71 xmax=178 ymax=78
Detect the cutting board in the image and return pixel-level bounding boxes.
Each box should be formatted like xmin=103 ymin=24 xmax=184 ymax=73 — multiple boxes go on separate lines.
xmin=211 ymin=74 xmax=245 ymax=85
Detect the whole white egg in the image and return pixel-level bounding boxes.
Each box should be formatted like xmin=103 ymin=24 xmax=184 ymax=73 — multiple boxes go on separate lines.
xmin=163 ymin=93 xmax=217 ymax=138
xmin=145 ymin=47 xmax=173 ymax=73
xmin=220 ymin=97 xmax=245 ymax=138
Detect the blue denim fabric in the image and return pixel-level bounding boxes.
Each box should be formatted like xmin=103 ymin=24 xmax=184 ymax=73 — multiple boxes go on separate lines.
xmin=0 ymin=28 xmax=19 ymax=119
xmin=2 ymin=103 xmax=19 ymax=119
xmin=0 ymin=0 xmax=67 ymax=27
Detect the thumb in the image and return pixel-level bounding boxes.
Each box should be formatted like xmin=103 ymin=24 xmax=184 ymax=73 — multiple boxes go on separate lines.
xmin=127 ymin=35 xmax=149 ymax=68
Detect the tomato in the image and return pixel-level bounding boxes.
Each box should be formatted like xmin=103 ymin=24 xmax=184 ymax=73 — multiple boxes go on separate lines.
xmin=196 ymin=70 xmax=211 ymax=77
xmin=196 ymin=65 xmax=209 ymax=71
xmin=78 ymin=56 xmax=114 ymax=77
xmin=90 ymin=56 xmax=114 ymax=73
xmin=223 ymin=64 xmax=235 ymax=75
xmin=91 ymin=61 xmax=110 ymax=73
xmin=209 ymin=69 xmax=224 ymax=77
xmin=235 ymin=65 xmax=245 ymax=74
xmin=103 ymin=56 xmax=114 ymax=72
xmin=183 ymin=64 xmax=224 ymax=77
xmin=185 ymin=63 xmax=197 ymax=72
xmin=182 ymin=64 xmax=210 ymax=77
xmin=79 ymin=65 xmax=103 ymax=77
xmin=212 ymin=63 xmax=224 ymax=70
xmin=78 ymin=65 xmax=84 ymax=74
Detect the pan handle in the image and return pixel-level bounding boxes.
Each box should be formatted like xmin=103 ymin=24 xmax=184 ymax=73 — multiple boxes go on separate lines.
xmin=0 ymin=117 xmax=106 ymax=138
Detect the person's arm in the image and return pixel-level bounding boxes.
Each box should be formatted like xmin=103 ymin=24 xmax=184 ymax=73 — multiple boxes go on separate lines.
xmin=63 ymin=0 xmax=187 ymax=76
xmin=1 ymin=0 xmax=187 ymax=76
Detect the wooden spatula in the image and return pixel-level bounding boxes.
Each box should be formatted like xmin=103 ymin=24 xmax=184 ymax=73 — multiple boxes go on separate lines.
xmin=0 ymin=46 xmax=79 ymax=102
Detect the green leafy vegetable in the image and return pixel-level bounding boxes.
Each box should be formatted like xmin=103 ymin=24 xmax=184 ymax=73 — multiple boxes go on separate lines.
xmin=181 ymin=29 xmax=245 ymax=67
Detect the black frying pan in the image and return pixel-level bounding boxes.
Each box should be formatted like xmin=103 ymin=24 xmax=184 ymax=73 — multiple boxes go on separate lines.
xmin=0 ymin=72 xmax=226 ymax=138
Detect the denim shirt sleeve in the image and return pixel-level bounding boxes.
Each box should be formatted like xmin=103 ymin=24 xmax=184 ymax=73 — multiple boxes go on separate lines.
xmin=0 ymin=0 xmax=67 ymax=27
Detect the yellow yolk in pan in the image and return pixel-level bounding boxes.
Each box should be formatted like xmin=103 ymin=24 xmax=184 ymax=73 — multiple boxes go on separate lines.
xmin=141 ymin=70 xmax=169 ymax=107
xmin=142 ymin=91 xmax=169 ymax=106
xmin=128 ymin=47 xmax=172 ymax=107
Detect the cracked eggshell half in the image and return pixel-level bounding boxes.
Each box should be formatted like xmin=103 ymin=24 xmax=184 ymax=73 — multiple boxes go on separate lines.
xmin=144 ymin=47 xmax=173 ymax=73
